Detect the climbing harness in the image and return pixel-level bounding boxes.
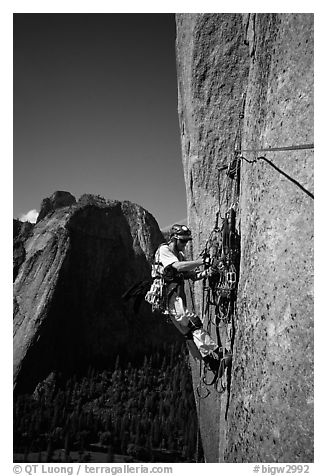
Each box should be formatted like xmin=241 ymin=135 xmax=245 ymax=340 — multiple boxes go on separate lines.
xmin=122 ymin=244 xmax=170 ymax=315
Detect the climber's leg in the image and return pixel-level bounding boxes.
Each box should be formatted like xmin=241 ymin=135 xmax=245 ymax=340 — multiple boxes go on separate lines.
xmin=168 ymin=294 xmax=201 ymax=336
xmin=168 ymin=294 xmax=219 ymax=359
xmin=192 ymin=328 xmax=218 ymax=357
xmin=168 ymin=295 xmax=189 ymax=331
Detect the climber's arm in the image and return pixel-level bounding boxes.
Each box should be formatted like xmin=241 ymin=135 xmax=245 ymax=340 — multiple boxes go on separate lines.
xmin=171 ymin=259 xmax=203 ymax=273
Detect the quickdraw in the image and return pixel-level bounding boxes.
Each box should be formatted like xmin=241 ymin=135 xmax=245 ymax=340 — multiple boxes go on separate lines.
xmin=196 ymin=95 xmax=243 ymax=401
xmin=144 ymin=244 xmax=171 ymax=315
xmin=199 ymin=206 xmax=240 ymax=394
xmin=202 ymin=208 xmax=240 ymax=303
xmin=144 ymin=276 xmax=168 ymax=314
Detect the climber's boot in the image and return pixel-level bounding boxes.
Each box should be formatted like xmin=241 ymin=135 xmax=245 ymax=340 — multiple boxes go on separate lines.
xmin=184 ymin=330 xmax=193 ymax=341
xmin=187 ymin=313 xmax=203 ymax=333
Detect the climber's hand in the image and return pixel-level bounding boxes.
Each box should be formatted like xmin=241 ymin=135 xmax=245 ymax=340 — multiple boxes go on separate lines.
xmin=207 ymin=266 xmax=219 ymax=277
xmin=202 ymin=254 xmax=211 ymax=267
xmin=211 ymin=258 xmax=225 ymax=273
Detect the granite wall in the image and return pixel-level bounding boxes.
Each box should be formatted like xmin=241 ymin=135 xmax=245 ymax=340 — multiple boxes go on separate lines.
xmin=176 ymin=13 xmax=313 ymax=462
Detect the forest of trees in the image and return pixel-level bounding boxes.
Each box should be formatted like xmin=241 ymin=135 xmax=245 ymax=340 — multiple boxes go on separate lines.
xmin=14 ymin=341 xmax=203 ymax=463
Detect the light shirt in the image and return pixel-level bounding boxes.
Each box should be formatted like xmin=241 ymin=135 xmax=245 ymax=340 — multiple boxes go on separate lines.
xmin=152 ymin=244 xmax=184 ymax=277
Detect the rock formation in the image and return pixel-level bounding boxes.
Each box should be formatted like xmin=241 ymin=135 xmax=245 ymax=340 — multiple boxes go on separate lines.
xmin=37 ymin=190 xmax=76 ymax=223
xmin=14 ymin=193 xmax=179 ymax=394
xmin=13 ymin=219 xmax=35 ymax=281
xmin=176 ymin=13 xmax=313 ymax=462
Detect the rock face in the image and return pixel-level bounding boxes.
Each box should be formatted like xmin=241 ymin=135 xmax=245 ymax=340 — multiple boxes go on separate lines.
xmin=13 ymin=219 xmax=35 ymax=281
xmin=37 ymin=191 xmax=76 ymax=223
xmin=14 ymin=193 xmax=178 ymax=394
xmin=176 ymin=14 xmax=313 ymax=462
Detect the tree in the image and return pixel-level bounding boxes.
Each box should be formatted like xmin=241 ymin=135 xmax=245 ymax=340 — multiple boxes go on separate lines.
xmin=64 ymin=432 xmax=71 ymax=463
xmin=151 ymin=416 xmax=161 ymax=448
xmin=106 ymin=444 xmax=114 ymax=463
xmin=45 ymin=436 xmax=54 ymax=463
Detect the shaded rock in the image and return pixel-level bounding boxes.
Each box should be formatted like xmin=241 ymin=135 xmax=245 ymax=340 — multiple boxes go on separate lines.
xmin=14 ymin=219 xmax=34 ymax=239
xmin=32 ymin=371 xmax=57 ymax=403
xmin=13 ymin=219 xmax=35 ymax=281
xmin=176 ymin=13 xmax=313 ymax=463
xmin=37 ymin=191 xmax=76 ymax=223
xmin=14 ymin=194 xmax=177 ymax=394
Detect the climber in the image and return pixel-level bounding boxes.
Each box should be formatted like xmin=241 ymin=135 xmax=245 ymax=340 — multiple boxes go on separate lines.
xmin=155 ymin=224 xmax=224 ymax=372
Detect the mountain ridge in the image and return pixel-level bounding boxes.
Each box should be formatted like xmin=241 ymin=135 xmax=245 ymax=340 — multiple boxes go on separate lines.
xmin=13 ymin=192 xmax=182 ymax=395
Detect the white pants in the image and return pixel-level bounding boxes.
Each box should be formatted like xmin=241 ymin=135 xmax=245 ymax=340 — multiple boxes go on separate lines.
xmin=168 ymin=295 xmax=217 ymax=357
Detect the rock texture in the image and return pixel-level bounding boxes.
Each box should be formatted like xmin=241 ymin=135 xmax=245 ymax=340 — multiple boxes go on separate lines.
xmin=176 ymin=13 xmax=313 ymax=462
xmin=13 ymin=219 xmax=35 ymax=281
xmin=37 ymin=190 xmax=76 ymax=223
xmin=14 ymin=193 xmax=178 ymax=394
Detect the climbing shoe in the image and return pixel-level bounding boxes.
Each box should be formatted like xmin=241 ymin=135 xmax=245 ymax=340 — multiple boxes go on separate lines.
xmin=184 ymin=330 xmax=194 ymax=341
xmin=187 ymin=314 xmax=203 ymax=332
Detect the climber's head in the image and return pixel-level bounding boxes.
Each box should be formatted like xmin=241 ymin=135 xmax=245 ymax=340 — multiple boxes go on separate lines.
xmin=169 ymin=224 xmax=192 ymax=249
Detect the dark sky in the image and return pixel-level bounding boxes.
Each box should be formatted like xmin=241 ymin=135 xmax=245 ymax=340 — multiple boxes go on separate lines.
xmin=13 ymin=13 xmax=186 ymax=228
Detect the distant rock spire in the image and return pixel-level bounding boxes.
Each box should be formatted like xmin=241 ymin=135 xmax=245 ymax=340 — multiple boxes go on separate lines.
xmin=37 ymin=191 xmax=76 ymax=223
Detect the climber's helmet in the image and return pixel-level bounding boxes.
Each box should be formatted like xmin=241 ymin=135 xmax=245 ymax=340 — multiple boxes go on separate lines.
xmin=170 ymin=224 xmax=192 ymax=243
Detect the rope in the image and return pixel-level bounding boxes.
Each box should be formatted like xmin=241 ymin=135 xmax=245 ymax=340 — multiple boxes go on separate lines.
xmin=236 ymin=143 xmax=314 ymax=153
xmin=240 ymin=155 xmax=314 ymax=199
xmin=187 ymin=280 xmax=210 ymax=463
xmin=199 ymin=206 xmax=241 ymax=397
xmin=195 ymin=422 xmax=201 ymax=463
xmin=188 ymin=279 xmax=196 ymax=312
xmin=216 ymin=169 xmax=229 ymax=221
xmin=188 ymin=279 xmax=211 ymax=404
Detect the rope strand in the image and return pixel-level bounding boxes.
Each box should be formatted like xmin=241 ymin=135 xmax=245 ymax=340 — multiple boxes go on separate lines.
xmin=240 ymin=155 xmax=314 ymax=199
xmin=236 ymin=143 xmax=314 ymax=153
